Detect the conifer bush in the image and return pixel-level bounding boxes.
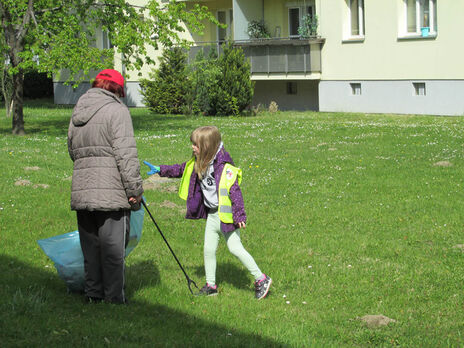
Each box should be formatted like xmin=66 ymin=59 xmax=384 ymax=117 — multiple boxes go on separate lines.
xmin=215 ymin=42 xmax=254 ymax=116
xmin=140 ymin=47 xmax=191 ymax=114
xmin=141 ymin=43 xmax=254 ymax=116
xmin=189 ymin=42 xmax=254 ymax=116
xmin=190 ymin=48 xmax=221 ymax=116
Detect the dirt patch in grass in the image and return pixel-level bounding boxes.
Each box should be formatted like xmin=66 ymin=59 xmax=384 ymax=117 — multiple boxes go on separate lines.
xmin=159 ymin=200 xmax=182 ymax=209
xmin=14 ymin=180 xmax=49 ymax=189
xmin=143 ymin=175 xmax=178 ymax=192
xmin=453 ymin=244 xmax=464 ymax=251
xmin=433 ymin=161 xmax=452 ymax=167
xmin=33 ymin=184 xmax=50 ymax=189
xmin=358 ymin=315 xmax=396 ymax=328
xmin=15 ymin=179 xmax=32 ymax=186
xmin=24 ymin=166 xmax=40 ymax=171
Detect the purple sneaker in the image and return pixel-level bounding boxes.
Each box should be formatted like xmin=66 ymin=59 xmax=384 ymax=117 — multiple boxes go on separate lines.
xmin=254 ymin=274 xmax=272 ymax=300
xmin=198 ymin=283 xmax=218 ymax=296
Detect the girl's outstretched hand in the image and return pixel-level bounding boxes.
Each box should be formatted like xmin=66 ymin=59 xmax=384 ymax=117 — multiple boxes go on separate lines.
xmin=238 ymin=221 xmax=246 ymax=229
xmin=143 ymin=161 xmax=160 ymax=175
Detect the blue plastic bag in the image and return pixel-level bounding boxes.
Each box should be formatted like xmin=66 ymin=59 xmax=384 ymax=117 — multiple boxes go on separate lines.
xmin=38 ymin=208 xmax=144 ymax=293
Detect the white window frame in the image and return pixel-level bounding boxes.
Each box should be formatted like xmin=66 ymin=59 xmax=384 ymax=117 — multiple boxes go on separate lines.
xmin=400 ymin=0 xmax=437 ymax=37
xmin=287 ymin=4 xmax=314 ymax=38
xmin=343 ymin=0 xmax=364 ymax=40
xmin=217 ymin=9 xmax=233 ymax=42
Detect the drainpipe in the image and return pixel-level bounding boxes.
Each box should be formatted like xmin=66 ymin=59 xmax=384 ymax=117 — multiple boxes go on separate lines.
xmin=262 ymin=0 xmax=264 ymax=21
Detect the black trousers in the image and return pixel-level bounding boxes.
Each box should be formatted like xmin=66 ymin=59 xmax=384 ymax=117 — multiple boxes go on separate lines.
xmin=77 ymin=210 xmax=130 ymax=303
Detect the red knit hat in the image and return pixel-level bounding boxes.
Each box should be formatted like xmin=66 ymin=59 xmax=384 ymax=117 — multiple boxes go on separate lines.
xmin=95 ymin=69 xmax=125 ymax=97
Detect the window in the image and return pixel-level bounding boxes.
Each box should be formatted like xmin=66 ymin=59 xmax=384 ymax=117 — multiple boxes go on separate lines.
xmin=289 ymin=8 xmax=300 ymax=37
xmin=350 ymin=83 xmax=362 ymax=95
xmin=217 ymin=9 xmax=233 ymax=42
xmin=102 ymin=31 xmax=113 ymax=49
xmin=404 ymin=0 xmax=437 ymax=36
xmin=287 ymin=82 xmax=298 ymax=95
xmin=413 ymin=82 xmax=426 ymax=96
xmin=350 ymin=0 xmax=364 ymax=36
xmin=288 ymin=5 xmax=314 ymax=37
xmin=343 ymin=0 xmax=364 ymax=39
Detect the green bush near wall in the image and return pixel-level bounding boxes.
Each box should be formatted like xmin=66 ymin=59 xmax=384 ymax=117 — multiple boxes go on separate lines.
xmin=140 ymin=47 xmax=191 ymax=115
xmin=141 ymin=42 xmax=254 ymax=116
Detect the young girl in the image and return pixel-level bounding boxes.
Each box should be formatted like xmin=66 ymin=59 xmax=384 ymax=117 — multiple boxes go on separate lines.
xmin=144 ymin=126 xmax=272 ymax=299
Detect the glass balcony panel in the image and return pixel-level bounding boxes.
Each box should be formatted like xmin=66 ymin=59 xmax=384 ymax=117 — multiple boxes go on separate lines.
xmin=269 ymin=46 xmax=286 ymax=73
xmin=305 ymin=46 xmax=311 ymax=72
xmin=185 ymin=38 xmax=324 ymax=75
xmin=287 ymin=46 xmax=305 ymax=72
xmin=251 ymin=46 xmax=268 ymax=73
xmin=188 ymin=46 xmax=203 ymax=64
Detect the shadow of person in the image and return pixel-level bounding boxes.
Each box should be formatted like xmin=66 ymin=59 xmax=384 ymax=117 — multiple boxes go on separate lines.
xmin=0 ymin=254 xmax=284 ymax=347
xmin=125 ymin=259 xmax=161 ymax=298
xmin=193 ymin=262 xmax=253 ymax=290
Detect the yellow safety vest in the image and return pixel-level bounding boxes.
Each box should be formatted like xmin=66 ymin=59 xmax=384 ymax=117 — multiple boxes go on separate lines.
xmin=178 ymin=157 xmax=195 ymax=201
xmin=178 ymin=158 xmax=242 ymax=223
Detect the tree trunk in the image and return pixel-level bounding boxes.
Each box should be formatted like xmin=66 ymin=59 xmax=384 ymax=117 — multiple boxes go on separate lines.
xmin=11 ymin=70 xmax=25 ymax=135
xmin=1 ymin=68 xmax=13 ymax=118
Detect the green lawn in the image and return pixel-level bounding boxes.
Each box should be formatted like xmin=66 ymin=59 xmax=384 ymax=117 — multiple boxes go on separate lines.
xmin=1 ymin=101 xmax=463 ymax=347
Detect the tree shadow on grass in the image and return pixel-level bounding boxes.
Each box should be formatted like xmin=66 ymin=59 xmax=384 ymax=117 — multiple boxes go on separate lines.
xmin=125 ymin=259 xmax=161 ymax=299
xmin=0 ymin=107 xmax=198 ymax=136
xmin=0 ymin=255 xmax=284 ymax=347
xmin=193 ymin=262 xmax=252 ymax=291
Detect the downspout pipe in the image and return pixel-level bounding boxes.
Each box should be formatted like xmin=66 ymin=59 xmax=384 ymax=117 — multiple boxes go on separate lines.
xmin=262 ymin=0 xmax=264 ymax=21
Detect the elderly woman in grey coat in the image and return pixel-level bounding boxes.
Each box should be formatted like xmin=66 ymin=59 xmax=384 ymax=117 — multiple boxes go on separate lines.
xmin=67 ymin=69 xmax=143 ymax=304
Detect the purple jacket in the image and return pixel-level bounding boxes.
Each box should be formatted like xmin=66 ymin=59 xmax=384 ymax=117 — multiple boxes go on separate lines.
xmin=159 ymin=146 xmax=246 ymax=234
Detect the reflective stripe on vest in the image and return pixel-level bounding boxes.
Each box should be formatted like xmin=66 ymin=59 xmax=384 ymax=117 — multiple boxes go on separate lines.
xmin=218 ymin=164 xmax=242 ymax=223
xmin=178 ymin=157 xmax=195 ymax=200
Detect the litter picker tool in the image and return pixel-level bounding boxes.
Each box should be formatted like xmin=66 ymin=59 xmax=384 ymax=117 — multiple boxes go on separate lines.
xmin=142 ymin=200 xmax=199 ymax=295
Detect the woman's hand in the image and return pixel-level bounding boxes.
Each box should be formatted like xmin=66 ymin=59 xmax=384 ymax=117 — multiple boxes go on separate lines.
xmin=129 ymin=195 xmax=142 ymax=204
xmin=238 ymin=221 xmax=246 ymax=229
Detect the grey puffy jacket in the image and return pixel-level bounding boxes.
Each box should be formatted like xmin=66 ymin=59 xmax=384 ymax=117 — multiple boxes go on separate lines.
xmin=67 ymin=88 xmax=143 ymax=211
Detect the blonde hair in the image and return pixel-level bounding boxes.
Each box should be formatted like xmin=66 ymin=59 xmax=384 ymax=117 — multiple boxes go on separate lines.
xmin=190 ymin=126 xmax=221 ymax=180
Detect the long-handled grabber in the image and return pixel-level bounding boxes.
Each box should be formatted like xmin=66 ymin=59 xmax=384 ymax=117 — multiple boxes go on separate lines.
xmin=142 ymin=200 xmax=199 ymax=295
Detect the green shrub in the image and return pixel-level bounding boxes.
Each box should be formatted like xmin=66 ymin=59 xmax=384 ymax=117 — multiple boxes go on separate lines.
xmin=189 ymin=47 xmax=221 ymax=116
xmin=246 ymin=20 xmax=271 ymax=39
xmin=140 ymin=47 xmax=190 ymax=114
xmin=142 ymin=43 xmax=254 ymax=116
xmin=298 ymin=14 xmax=319 ymax=37
xmin=216 ymin=42 xmax=254 ymax=116
xmin=189 ymin=42 xmax=253 ymax=116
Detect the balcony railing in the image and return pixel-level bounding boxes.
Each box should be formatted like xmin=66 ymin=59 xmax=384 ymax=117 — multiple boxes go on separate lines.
xmin=186 ymin=38 xmax=325 ymax=76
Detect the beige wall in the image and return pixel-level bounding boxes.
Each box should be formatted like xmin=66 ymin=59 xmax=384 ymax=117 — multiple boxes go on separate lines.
xmin=264 ymin=0 xmax=286 ymax=38
xmin=319 ymin=0 xmax=464 ymax=80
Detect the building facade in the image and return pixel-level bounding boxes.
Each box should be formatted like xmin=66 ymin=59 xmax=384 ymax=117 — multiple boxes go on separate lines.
xmin=54 ymin=0 xmax=464 ymax=116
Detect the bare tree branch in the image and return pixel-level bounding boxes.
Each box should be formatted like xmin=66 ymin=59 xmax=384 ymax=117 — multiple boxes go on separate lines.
xmin=16 ymin=0 xmax=34 ymax=41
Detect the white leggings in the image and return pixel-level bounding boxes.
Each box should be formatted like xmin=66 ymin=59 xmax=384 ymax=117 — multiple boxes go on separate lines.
xmin=203 ymin=210 xmax=262 ymax=286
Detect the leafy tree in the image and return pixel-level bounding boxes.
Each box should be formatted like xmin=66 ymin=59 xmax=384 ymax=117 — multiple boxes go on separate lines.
xmin=0 ymin=32 xmax=13 ymax=118
xmin=0 ymin=0 xmax=217 ymax=134
xmin=140 ymin=47 xmax=190 ymax=114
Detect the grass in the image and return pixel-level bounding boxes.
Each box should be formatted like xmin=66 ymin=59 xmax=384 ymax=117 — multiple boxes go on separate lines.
xmin=1 ymin=100 xmax=464 ymax=347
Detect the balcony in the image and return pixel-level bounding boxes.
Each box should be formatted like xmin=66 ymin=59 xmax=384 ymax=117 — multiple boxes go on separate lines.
xmin=186 ymin=37 xmax=325 ymax=79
